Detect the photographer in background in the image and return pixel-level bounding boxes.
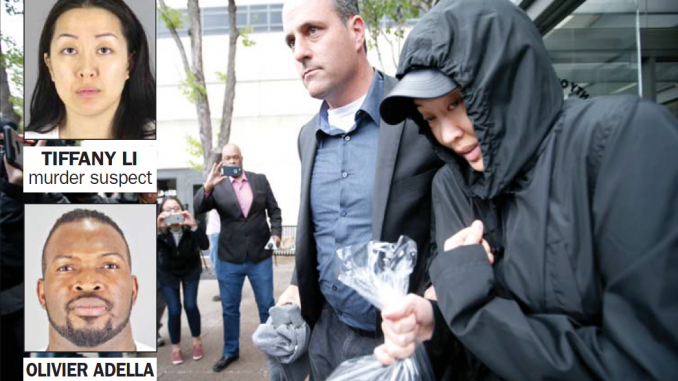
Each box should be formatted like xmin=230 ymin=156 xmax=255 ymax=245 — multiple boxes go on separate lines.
xmin=194 ymin=143 xmax=282 ymax=372
xmin=157 ymin=197 xmax=209 ymax=365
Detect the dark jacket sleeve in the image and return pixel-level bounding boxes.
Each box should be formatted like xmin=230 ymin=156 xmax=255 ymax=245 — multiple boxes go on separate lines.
xmin=430 ymin=100 xmax=678 ymax=380
xmin=193 ymin=185 xmax=215 ymax=215
xmin=192 ymin=226 xmax=210 ymax=251
xmin=262 ymin=174 xmax=282 ymax=237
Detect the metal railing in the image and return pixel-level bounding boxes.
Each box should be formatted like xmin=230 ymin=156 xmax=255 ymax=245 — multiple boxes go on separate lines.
xmin=273 ymin=225 xmax=296 ymax=257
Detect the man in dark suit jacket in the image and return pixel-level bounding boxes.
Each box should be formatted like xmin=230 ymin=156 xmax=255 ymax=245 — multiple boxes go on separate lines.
xmin=194 ymin=144 xmax=282 ymax=372
xmin=279 ymin=0 xmax=443 ymax=378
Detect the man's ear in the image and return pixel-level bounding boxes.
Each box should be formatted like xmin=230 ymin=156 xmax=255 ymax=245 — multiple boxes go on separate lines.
xmin=44 ymin=54 xmax=55 ymax=82
xmin=37 ymin=279 xmax=47 ymax=309
xmin=348 ymin=14 xmax=367 ymax=53
xmin=131 ymin=275 xmax=139 ymax=306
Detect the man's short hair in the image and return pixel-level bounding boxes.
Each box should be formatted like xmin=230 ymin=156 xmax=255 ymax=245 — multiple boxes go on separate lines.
xmin=332 ymin=0 xmax=360 ymax=24
xmin=41 ymin=209 xmax=131 ymax=276
xmin=332 ymin=0 xmax=368 ymax=52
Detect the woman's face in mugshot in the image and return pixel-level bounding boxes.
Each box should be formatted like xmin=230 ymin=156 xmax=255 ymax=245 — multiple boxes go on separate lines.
xmin=44 ymin=7 xmax=129 ymax=122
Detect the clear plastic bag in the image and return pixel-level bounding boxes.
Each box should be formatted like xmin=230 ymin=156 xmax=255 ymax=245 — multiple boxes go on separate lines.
xmin=327 ymin=236 xmax=435 ymax=381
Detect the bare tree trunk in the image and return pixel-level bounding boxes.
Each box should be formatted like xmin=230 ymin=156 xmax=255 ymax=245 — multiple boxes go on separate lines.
xmin=158 ymin=0 xmax=241 ymax=176
xmin=0 ymin=43 xmax=20 ymax=125
xmin=217 ymin=0 xmax=238 ymax=150
xmin=186 ymin=0 xmax=215 ymax=176
xmin=158 ymin=0 xmax=214 ymax=177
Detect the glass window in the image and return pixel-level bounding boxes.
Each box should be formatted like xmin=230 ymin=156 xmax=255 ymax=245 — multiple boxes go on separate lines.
xmin=237 ymin=8 xmax=247 ymax=28
xmin=270 ymin=9 xmax=282 ymax=25
xmin=203 ymin=13 xmax=228 ymax=31
xmin=543 ymin=0 xmax=678 ymax=117
xmin=157 ymin=3 xmax=288 ymax=37
xmin=544 ymin=0 xmax=641 ymax=100
xmin=251 ymin=10 xmax=268 ymax=32
xmin=639 ymin=0 xmax=678 ymax=118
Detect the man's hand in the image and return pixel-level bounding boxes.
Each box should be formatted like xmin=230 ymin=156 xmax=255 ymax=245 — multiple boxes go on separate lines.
xmin=443 ymin=220 xmax=494 ymax=264
xmin=204 ymin=162 xmax=227 ymax=193
xmin=271 ymin=235 xmax=282 ymax=248
xmin=4 ymin=156 xmax=23 ymax=185
xmin=3 ymin=139 xmax=45 ymax=186
xmin=374 ymin=294 xmax=435 ymax=366
xmin=276 ymin=285 xmax=300 ymax=307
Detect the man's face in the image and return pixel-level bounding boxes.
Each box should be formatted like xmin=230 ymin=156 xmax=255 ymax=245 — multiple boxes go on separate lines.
xmin=283 ymin=0 xmax=362 ymax=101
xmin=221 ymin=145 xmax=243 ymax=168
xmin=38 ymin=219 xmax=138 ymax=348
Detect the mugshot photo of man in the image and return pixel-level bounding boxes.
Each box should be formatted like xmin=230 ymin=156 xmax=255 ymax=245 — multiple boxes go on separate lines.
xmin=24 ymin=204 xmax=156 ymax=352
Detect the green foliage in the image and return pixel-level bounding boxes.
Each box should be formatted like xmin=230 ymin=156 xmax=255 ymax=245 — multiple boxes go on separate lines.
xmin=1 ymin=34 xmax=24 ymax=122
xmin=185 ymin=135 xmax=204 ymax=172
xmin=179 ymin=70 xmax=207 ymax=103
xmin=158 ymin=5 xmax=184 ymax=30
xmin=215 ymin=71 xmax=228 ymax=82
xmin=361 ymin=0 xmax=421 ymax=35
xmin=241 ymin=25 xmax=256 ymax=47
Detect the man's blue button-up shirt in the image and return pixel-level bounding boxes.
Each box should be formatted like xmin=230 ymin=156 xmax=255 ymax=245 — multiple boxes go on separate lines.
xmin=310 ymin=71 xmax=384 ymax=332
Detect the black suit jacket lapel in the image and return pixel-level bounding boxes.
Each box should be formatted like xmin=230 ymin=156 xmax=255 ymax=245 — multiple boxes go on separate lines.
xmin=299 ymin=116 xmax=319 ymax=249
xmin=372 ymin=75 xmax=404 ymax=240
xmin=218 ymin=178 xmax=244 ymax=219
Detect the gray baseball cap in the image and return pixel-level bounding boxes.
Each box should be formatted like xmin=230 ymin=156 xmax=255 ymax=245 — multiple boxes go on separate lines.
xmin=380 ymin=69 xmax=458 ymax=125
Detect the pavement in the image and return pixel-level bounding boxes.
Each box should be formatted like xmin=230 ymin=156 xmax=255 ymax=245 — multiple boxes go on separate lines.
xmin=155 ymin=255 xmax=295 ymax=381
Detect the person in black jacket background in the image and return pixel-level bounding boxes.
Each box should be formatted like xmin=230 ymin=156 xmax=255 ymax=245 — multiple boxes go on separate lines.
xmin=157 ymin=197 xmax=209 ymax=366
xmin=374 ymin=0 xmax=678 ymax=380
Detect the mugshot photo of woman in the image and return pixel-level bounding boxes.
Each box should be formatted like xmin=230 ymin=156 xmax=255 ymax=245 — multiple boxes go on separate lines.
xmin=157 ymin=197 xmax=209 ymax=365
xmin=24 ymin=0 xmax=155 ymax=140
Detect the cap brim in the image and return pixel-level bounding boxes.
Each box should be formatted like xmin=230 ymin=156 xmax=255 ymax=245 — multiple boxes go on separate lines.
xmin=380 ymin=69 xmax=458 ymax=125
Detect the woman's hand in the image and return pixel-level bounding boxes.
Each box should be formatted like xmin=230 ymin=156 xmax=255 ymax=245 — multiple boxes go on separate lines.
xmin=444 ymin=220 xmax=494 ymax=263
xmin=374 ymin=294 xmax=435 ymax=366
xmin=181 ymin=210 xmax=198 ymax=229
xmin=157 ymin=211 xmax=168 ymax=231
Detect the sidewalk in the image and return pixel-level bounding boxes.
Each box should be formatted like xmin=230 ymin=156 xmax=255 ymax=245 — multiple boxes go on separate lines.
xmin=156 ymin=256 xmax=295 ymax=381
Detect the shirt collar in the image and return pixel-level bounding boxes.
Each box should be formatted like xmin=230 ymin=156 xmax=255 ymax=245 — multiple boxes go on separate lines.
xmin=316 ymin=69 xmax=384 ymax=135
xmin=229 ymin=171 xmax=248 ymax=183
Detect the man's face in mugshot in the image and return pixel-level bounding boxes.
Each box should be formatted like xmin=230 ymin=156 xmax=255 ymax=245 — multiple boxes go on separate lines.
xmin=37 ymin=218 xmax=138 ymax=348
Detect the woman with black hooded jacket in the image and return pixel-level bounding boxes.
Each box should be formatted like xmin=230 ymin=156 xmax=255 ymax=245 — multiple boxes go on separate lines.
xmin=373 ymin=0 xmax=678 ymax=379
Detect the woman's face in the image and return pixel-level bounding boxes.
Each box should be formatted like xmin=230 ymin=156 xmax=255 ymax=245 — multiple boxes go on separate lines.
xmin=415 ymin=89 xmax=485 ymax=172
xmin=45 ymin=8 xmax=129 ymax=121
xmin=162 ymin=199 xmax=182 ymax=228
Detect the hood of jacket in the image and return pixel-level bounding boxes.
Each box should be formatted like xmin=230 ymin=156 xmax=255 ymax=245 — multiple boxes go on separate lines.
xmin=397 ymin=0 xmax=563 ymax=199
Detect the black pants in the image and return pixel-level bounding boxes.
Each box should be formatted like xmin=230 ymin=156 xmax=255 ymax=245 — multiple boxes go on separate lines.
xmin=308 ymin=304 xmax=379 ymax=380
xmin=156 ymin=281 xmax=166 ymax=332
